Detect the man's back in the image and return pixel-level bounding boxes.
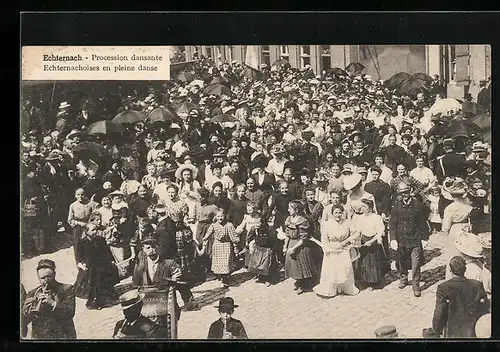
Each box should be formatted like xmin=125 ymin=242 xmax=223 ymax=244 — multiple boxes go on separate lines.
xmin=432 ymin=276 xmax=488 ymax=338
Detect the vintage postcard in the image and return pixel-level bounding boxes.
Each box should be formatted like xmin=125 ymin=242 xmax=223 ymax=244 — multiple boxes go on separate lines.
xmin=21 ymin=43 xmax=491 ymax=340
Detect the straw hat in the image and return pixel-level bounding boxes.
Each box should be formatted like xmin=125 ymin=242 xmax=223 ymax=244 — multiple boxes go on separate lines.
xmin=108 ymin=190 xmax=126 ymax=198
xmin=59 ymin=101 xmax=71 ymax=109
xmin=175 ymin=163 xmax=199 ymax=180
xmin=343 ymin=173 xmax=362 ymax=191
xmin=477 ymin=232 xmax=491 ymax=249
xmin=271 ymin=144 xmax=286 ymax=155
xmin=118 ymin=289 xmax=144 ymax=310
xmin=454 ymin=232 xmax=484 ymax=258
xmin=397 ymin=182 xmax=411 ymax=194
xmin=66 ymin=129 xmax=82 ymax=140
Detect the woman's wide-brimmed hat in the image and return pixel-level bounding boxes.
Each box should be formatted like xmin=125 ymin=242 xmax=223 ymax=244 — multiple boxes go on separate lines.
xmin=313 ymin=171 xmax=329 ymax=182
xmin=271 ymin=143 xmax=286 ymax=155
xmin=118 ymin=289 xmax=145 ymax=310
xmin=455 ymin=232 xmax=484 ymax=258
xmin=214 ymin=297 xmax=239 ymax=310
xmin=175 ymin=163 xmax=199 ymax=180
xmin=66 ymin=129 xmax=82 ymax=140
xmin=442 ymin=177 xmax=468 ymax=196
xmin=343 ymin=173 xmax=362 ymax=191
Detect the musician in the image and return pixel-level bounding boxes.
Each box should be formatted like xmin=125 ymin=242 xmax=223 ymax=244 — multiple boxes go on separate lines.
xmin=22 ymin=259 xmax=76 ymax=339
xmin=112 ymin=289 xmax=168 ymax=340
xmin=132 ymin=234 xmax=197 ymax=316
xmin=208 ymin=297 xmax=248 ymax=339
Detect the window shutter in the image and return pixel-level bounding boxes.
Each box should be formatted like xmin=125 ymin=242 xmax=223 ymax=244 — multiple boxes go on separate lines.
xmin=455 ymin=45 xmax=470 ymax=85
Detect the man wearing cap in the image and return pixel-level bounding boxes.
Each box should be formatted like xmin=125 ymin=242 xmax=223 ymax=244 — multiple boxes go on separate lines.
xmin=430 ymin=256 xmax=488 ymax=338
xmin=133 ymin=234 xmax=198 ymax=311
xmin=435 ymin=138 xmax=466 ymax=182
xmin=389 ymin=182 xmax=431 ymax=297
xmin=112 ymin=289 xmax=168 ymax=339
xmin=22 ymin=259 xmax=76 ymax=339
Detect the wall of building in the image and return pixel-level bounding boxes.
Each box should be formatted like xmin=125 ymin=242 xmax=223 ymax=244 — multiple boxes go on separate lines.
xmin=358 ymin=45 xmax=426 ymax=81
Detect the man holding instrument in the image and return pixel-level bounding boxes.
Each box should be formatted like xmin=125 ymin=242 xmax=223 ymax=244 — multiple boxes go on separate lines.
xmin=132 ymin=234 xmax=196 ymax=319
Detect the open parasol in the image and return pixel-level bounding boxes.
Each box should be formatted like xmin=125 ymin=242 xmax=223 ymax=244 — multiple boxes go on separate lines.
xmin=209 ymin=76 xmax=231 ymax=86
xmin=202 ymin=83 xmax=232 ymax=97
xmin=385 ymin=72 xmax=412 ymax=89
xmin=397 ymin=77 xmax=430 ymax=97
xmin=212 ymin=114 xmax=238 ymax=124
xmin=412 ymin=72 xmax=433 ymax=84
xmin=73 ymin=141 xmax=110 ymax=159
xmin=445 ymin=118 xmax=482 ymax=139
xmin=87 ymin=120 xmax=123 ymax=136
xmin=146 ymin=106 xmax=179 ymax=125
xmin=428 ymin=98 xmax=462 ymax=116
xmin=112 ymin=110 xmax=147 ymax=124
xmin=271 ymin=59 xmax=291 ymax=70
xmin=175 ymin=101 xmax=199 ymax=115
xmin=346 ymin=62 xmax=365 ymax=74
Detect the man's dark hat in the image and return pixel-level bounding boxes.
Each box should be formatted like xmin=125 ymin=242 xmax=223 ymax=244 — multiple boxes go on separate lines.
xmin=37 ymin=259 xmax=56 ymax=271
xmin=302 ymin=130 xmax=314 ymax=140
xmin=214 ymin=297 xmax=239 ymax=310
xmin=374 ymin=325 xmax=397 ymax=338
xmin=252 ymin=154 xmax=269 ymax=169
xmin=141 ymin=234 xmax=158 ymax=245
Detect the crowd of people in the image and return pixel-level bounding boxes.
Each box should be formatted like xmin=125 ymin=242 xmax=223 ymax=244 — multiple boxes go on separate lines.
xmin=21 ymin=54 xmax=492 ymax=339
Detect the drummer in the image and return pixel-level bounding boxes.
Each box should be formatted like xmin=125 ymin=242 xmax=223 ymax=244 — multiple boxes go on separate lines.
xmin=112 ymin=289 xmax=168 ymax=340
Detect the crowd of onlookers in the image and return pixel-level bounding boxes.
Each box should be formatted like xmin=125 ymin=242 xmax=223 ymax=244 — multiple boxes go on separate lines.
xmin=21 ymin=55 xmax=491 ymax=338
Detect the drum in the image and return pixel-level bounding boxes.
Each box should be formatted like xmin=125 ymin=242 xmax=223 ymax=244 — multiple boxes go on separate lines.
xmin=139 ymin=285 xmax=178 ymax=339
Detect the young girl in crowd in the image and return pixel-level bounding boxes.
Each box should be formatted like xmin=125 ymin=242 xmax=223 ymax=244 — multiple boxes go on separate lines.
xmin=202 ymin=209 xmax=240 ymax=288
xmin=68 ymin=188 xmax=97 ymax=263
xmin=283 ymin=200 xmax=318 ymax=295
xmin=141 ymin=163 xmax=158 ymax=192
xmin=235 ymin=202 xmax=262 ymax=266
xmin=74 ymin=222 xmax=119 ymax=310
xmin=423 ymin=182 xmax=443 ymax=234
xmin=247 ymin=213 xmax=278 ymax=286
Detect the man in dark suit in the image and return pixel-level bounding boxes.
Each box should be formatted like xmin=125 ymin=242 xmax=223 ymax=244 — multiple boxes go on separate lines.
xmin=112 ymin=289 xmax=168 ymax=339
xmin=431 ymin=256 xmax=489 ymax=338
xmin=435 ymin=138 xmax=466 ymax=182
xmin=382 ymin=134 xmax=407 ymax=177
xmin=364 ymin=165 xmax=391 ymax=220
xmin=208 ymin=297 xmax=248 ymax=339
xmin=389 ymin=183 xmax=431 ymax=297
xmin=252 ymin=165 xmax=276 ymax=195
xmin=134 ymin=234 xmax=198 ymax=312
xmin=22 ymin=259 xmax=76 ymax=339
xmin=477 ymin=80 xmax=491 ymax=113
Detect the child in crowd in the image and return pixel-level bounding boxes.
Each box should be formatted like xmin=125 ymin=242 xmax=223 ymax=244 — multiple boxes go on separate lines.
xmin=202 ymin=209 xmax=240 ymax=288
xmin=235 ymin=202 xmax=262 ymax=266
xmin=423 ymin=182 xmax=443 ymax=234
xmin=246 ymin=214 xmax=278 ymax=286
xmin=141 ymin=163 xmax=158 ymax=192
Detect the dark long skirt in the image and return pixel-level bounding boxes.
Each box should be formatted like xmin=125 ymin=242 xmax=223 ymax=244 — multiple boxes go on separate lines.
xmin=248 ymin=245 xmax=278 ymax=276
xmin=285 ymin=239 xmax=318 ymax=280
xmin=74 ymin=237 xmax=119 ymax=303
xmin=357 ymin=235 xmax=390 ymax=284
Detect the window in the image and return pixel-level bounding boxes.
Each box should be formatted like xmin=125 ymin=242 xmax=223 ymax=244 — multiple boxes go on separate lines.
xmin=262 ymin=45 xmax=270 ymax=66
xmin=280 ymin=45 xmax=289 ymax=60
xmin=205 ymin=46 xmax=212 ymax=58
xmin=300 ymin=45 xmax=311 ymax=69
xmin=226 ymin=46 xmax=233 ymax=62
xmin=321 ymin=45 xmax=331 ymax=55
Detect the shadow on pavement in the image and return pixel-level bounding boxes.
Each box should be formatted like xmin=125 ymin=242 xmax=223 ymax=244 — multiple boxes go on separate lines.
xmin=21 ymin=231 xmax=74 ymax=260
xmin=229 ymin=270 xmax=257 ymax=288
xmin=193 ymin=286 xmax=230 ymax=309
xmin=420 ymin=265 xmax=446 ymax=291
xmin=423 ymin=248 xmax=442 ymax=265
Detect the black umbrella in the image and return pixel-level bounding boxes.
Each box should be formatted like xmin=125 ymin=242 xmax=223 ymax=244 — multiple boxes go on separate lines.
xmin=385 ymin=72 xmax=412 ymax=89
xmin=412 ymin=72 xmax=433 ymax=84
xmin=175 ymin=101 xmax=199 ymax=115
xmin=146 ymin=107 xmax=178 ymax=125
xmin=346 ymin=62 xmax=365 ymax=74
xmin=397 ymin=78 xmax=430 ymax=97
xmin=202 ymin=83 xmax=233 ymax=97
xmin=445 ymin=118 xmax=482 ymax=139
xmin=73 ymin=141 xmax=110 ymax=159
xmin=86 ymin=120 xmax=123 ymax=136
xmin=112 ymin=110 xmax=147 ymax=124
xmin=209 ymin=76 xmax=231 ymax=86
xmin=271 ymin=59 xmax=291 ymax=69
xmin=326 ymin=67 xmax=348 ymax=77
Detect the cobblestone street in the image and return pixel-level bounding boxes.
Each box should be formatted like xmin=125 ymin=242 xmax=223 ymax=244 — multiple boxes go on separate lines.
xmin=21 ymin=232 xmax=451 ymax=339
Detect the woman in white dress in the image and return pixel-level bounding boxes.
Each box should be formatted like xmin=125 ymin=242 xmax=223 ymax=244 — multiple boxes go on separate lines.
xmin=313 ymin=205 xmax=359 ymax=298
xmin=441 ymin=178 xmax=473 ymax=249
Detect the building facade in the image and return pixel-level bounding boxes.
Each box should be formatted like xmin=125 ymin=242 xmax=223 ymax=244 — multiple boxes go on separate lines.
xmin=181 ymin=45 xmax=490 ymax=100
